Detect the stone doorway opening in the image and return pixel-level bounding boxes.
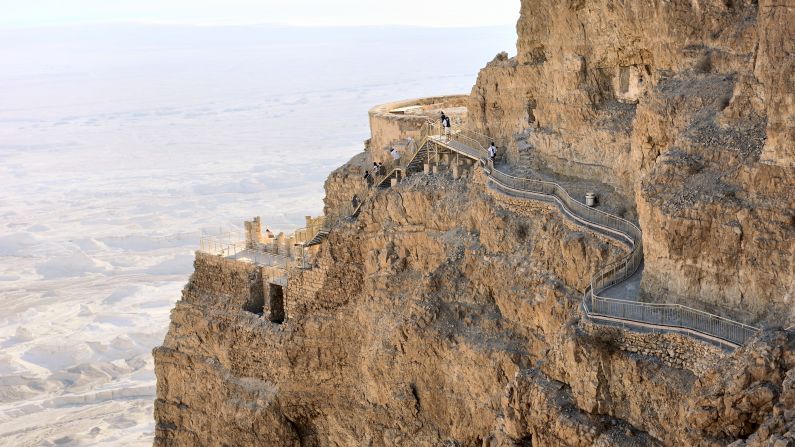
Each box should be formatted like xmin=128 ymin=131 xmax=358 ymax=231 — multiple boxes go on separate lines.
xmin=243 ymin=282 xmax=265 ymax=315
xmin=268 ymin=284 xmax=285 ymax=324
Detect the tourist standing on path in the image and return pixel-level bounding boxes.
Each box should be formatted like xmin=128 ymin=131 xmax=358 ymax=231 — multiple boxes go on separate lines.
xmin=371 ymin=162 xmax=380 ymax=178
xmin=488 ymin=142 xmax=497 ymax=161
xmin=390 ymin=147 xmax=401 ymax=162
xmin=351 ymin=194 xmax=359 ymax=210
xmin=363 ymin=170 xmax=373 ymax=187
xmin=440 ymin=112 xmax=451 ymax=140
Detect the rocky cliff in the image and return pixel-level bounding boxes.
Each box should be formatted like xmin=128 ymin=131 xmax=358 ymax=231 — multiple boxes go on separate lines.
xmin=154 ymin=169 xmax=795 ymax=446
xmin=468 ymin=0 xmax=794 ymax=325
xmin=154 ymin=1 xmax=795 ymax=445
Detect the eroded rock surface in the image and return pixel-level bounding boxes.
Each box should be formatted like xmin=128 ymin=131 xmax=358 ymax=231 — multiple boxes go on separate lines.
xmin=468 ymin=0 xmax=794 ymax=324
xmin=155 ymin=171 xmax=795 ymax=445
xmin=154 ymin=1 xmax=795 ymax=445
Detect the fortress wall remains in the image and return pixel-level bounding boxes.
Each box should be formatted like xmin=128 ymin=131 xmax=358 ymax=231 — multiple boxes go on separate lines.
xmin=285 ymin=264 xmax=329 ymax=319
xmin=188 ymin=252 xmax=290 ymax=317
xmin=368 ymin=95 xmax=469 ymax=162
xmin=186 ymin=252 xmax=261 ymax=312
xmin=579 ymin=317 xmax=726 ymax=376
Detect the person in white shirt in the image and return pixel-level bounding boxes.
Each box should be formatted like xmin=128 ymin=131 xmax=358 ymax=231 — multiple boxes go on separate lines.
xmin=488 ymin=142 xmax=497 ymax=161
xmin=390 ymin=147 xmax=401 ymax=161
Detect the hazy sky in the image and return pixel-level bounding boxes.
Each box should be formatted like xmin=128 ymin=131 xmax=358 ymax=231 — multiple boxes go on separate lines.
xmin=1 ymin=0 xmax=519 ymax=28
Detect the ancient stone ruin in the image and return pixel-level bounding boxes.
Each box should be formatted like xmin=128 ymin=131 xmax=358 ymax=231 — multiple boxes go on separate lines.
xmin=153 ymin=1 xmax=795 ymax=446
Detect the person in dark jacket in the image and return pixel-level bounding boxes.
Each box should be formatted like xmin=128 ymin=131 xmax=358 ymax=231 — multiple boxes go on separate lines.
xmin=440 ymin=111 xmax=451 ymax=140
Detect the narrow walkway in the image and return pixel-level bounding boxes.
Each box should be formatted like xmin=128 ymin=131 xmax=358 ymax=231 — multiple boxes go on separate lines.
xmin=201 ymin=121 xmax=759 ymax=349
xmin=374 ymin=125 xmax=759 ymax=349
xmin=600 ymin=266 xmax=643 ymax=301
xmin=428 ymin=135 xmax=484 ymax=160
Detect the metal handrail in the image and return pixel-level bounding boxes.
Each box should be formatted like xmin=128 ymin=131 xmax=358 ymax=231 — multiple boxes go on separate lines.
xmin=483 ymin=161 xmax=758 ymax=347
xmin=412 ymin=127 xmax=759 ymax=347
xmin=364 ymin=121 xmax=435 ymax=196
xmin=591 ymin=295 xmax=760 ymax=329
xmin=456 ymin=126 xmax=506 ymax=153
xmin=293 ymin=217 xmax=327 ymax=245
xmin=198 ymin=236 xmax=297 ymax=269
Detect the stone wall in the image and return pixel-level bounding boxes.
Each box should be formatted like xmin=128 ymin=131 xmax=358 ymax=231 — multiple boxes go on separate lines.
xmin=188 ymin=252 xmax=289 ymax=318
xmin=755 ymin=0 xmax=795 ymax=168
xmin=579 ymin=317 xmax=726 ymax=377
xmin=368 ymin=95 xmax=469 ymax=163
xmin=185 ymin=252 xmax=262 ymax=313
xmin=285 ymin=264 xmax=328 ymax=320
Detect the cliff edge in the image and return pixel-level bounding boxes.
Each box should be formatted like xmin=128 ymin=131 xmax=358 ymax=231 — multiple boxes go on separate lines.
xmin=153 ymin=1 xmax=795 ymax=446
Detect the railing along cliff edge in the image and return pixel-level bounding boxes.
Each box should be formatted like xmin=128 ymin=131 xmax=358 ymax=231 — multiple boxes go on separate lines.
xmin=199 ymin=116 xmax=760 ymax=348
xmin=412 ymin=121 xmax=759 ymax=348
xmin=483 ymin=163 xmax=759 ymax=348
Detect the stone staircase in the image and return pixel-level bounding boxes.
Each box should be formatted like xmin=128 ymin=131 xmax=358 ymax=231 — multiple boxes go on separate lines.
xmin=512 ymin=137 xmax=537 ymax=176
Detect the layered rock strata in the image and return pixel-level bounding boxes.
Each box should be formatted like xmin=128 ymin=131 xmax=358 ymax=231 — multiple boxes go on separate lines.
xmin=467 ymin=0 xmax=795 ymax=325
xmin=154 ymin=1 xmax=795 ymax=445
xmin=155 ymin=169 xmax=795 ymax=445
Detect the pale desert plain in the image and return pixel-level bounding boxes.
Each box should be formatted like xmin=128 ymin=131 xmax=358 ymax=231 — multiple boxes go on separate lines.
xmin=0 ymin=24 xmax=515 ymax=446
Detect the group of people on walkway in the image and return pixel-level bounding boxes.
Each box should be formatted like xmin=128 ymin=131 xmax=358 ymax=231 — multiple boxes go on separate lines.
xmin=363 ymin=161 xmax=388 ymax=187
xmin=441 ymin=111 xmax=497 ymax=161
xmin=362 ymin=112 xmax=497 ymax=190
xmin=355 ymin=114 xmax=499 ymax=216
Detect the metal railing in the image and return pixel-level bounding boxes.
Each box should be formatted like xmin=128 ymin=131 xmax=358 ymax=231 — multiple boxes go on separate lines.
xmin=371 ymin=119 xmax=490 ymax=191
xmin=358 ymin=120 xmax=437 ymax=206
xmin=406 ymin=125 xmax=760 ymax=348
xmin=483 ymin=161 xmax=758 ymax=348
xmin=588 ymin=295 xmax=759 ymax=347
xmin=293 ymin=217 xmax=327 ymax=245
xmin=430 ymin=121 xmax=482 ymax=153
xmin=199 ymin=218 xmax=328 ymax=268
xmin=199 ymin=236 xmax=300 ymax=269
xmin=455 ymin=126 xmax=506 ymax=155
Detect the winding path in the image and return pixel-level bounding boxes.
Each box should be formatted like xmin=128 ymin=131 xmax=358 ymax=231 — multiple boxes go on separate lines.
xmin=370 ymin=122 xmax=759 ymax=349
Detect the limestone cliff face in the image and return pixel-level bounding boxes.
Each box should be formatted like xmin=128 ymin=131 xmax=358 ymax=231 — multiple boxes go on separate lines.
xmin=155 ymin=174 xmax=623 ymax=445
xmin=153 ymin=1 xmax=795 ymax=445
xmin=468 ymin=0 xmax=795 ymax=324
xmin=154 ymin=170 xmax=795 ymax=446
